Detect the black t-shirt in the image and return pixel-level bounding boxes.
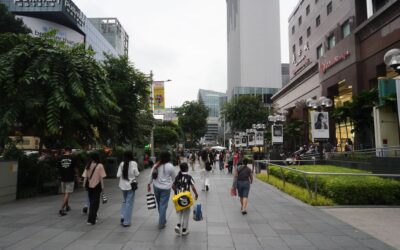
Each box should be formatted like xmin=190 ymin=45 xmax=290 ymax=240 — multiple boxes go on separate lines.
xmin=59 ymin=155 xmax=75 ymax=182
xmin=173 ymin=172 xmax=194 ymax=194
xmin=237 ymin=166 xmax=252 ymax=181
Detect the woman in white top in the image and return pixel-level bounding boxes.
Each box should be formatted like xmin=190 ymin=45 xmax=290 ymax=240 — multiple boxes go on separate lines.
xmin=117 ymin=151 xmax=140 ymax=227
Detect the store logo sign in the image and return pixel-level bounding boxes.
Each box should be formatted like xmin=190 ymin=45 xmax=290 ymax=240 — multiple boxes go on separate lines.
xmin=14 ymin=0 xmax=61 ymax=8
xmin=320 ymin=51 xmax=351 ymax=73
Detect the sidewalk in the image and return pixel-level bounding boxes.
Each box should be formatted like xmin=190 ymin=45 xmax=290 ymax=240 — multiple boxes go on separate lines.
xmin=0 ymin=165 xmax=395 ymax=250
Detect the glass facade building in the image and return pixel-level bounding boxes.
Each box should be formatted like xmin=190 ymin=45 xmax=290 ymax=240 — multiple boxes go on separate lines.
xmin=0 ymin=0 xmax=126 ymax=61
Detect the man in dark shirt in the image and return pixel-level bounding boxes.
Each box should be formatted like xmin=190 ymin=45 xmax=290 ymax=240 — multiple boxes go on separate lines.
xmin=58 ymin=146 xmax=77 ymax=216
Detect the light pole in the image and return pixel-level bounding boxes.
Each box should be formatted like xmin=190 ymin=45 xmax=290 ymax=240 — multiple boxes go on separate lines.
xmin=149 ymin=71 xmax=172 ymax=162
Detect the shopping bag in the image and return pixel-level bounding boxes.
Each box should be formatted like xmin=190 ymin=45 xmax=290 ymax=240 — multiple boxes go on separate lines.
xmin=101 ymin=192 xmax=108 ymax=204
xmin=172 ymin=191 xmax=193 ymax=212
xmin=230 ymin=187 xmax=237 ymax=197
xmin=146 ymin=193 xmax=157 ymax=210
xmin=193 ymin=203 xmax=203 ymax=221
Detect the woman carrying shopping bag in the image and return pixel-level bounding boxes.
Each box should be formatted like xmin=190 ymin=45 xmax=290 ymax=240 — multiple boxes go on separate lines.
xmin=82 ymin=152 xmax=106 ymax=225
xmin=117 ymin=151 xmax=140 ymax=227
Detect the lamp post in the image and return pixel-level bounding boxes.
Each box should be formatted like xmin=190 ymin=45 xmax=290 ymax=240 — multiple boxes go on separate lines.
xmin=149 ymin=71 xmax=172 ymax=162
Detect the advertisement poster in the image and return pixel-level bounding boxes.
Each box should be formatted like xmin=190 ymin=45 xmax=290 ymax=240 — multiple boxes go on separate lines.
xmin=153 ymin=81 xmax=165 ymax=113
xmin=234 ymin=135 xmax=240 ymax=147
xmin=311 ymin=111 xmax=330 ymax=140
xmin=255 ymin=131 xmax=264 ymax=146
xmin=247 ymin=132 xmax=255 ymax=146
xmin=272 ymin=125 xmax=283 ymax=144
xmin=241 ymin=135 xmax=248 ymax=148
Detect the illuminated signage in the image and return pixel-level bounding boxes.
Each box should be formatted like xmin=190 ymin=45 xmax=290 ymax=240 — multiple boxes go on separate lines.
xmin=14 ymin=0 xmax=61 ymax=8
xmin=320 ymin=50 xmax=351 ymax=73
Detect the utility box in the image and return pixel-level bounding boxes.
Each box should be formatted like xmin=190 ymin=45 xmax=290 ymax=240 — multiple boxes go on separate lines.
xmin=0 ymin=161 xmax=18 ymax=204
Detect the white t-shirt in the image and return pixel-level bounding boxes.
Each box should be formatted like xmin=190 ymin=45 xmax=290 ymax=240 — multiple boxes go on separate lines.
xmin=117 ymin=161 xmax=140 ymax=191
xmin=148 ymin=162 xmax=176 ymax=190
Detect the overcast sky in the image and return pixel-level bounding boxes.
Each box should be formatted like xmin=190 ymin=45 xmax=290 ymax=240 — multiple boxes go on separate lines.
xmin=74 ymin=0 xmax=299 ymax=108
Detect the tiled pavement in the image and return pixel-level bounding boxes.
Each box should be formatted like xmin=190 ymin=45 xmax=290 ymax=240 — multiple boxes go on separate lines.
xmin=0 ymin=164 xmax=395 ymax=250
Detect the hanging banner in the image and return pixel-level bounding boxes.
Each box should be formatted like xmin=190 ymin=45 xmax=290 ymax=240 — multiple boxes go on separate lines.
xmin=234 ymin=135 xmax=240 ymax=147
xmin=153 ymin=81 xmax=165 ymax=113
xmin=311 ymin=111 xmax=330 ymax=141
xmin=255 ymin=131 xmax=264 ymax=146
xmin=241 ymin=135 xmax=248 ymax=148
xmin=272 ymin=125 xmax=283 ymax=144
xmin=247 ymin=132 xmax=255 ymax=146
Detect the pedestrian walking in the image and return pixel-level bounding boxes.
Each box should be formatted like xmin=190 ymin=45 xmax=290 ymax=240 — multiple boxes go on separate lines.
xmin=147 ymin=151 xmax=176 ymax=229
xmin=172 ymin=163 xmax=198 ymax=236
xmin=227 ymin=151 xmax=234 ymax=174
xmin=82 ymin=152 xmax=106 ymax=225
xmin=117 ymin=151 xmax=140 ymax=227
xmin=189 ymin=151 xmax=196 ymax=171
xmin=219 ymin=150 xmax=225 ymax=171
xmin=200 ymin=149 xmax=211 ymax=191
xmin=58 ymin=146 xmax=78 ymax=216
xmin=235 ymin=159 xmax=253 ymax=214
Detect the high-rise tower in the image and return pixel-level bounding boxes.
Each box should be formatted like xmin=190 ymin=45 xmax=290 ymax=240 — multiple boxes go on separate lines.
xmin=226 ymin=0 xmax=282 ymax=101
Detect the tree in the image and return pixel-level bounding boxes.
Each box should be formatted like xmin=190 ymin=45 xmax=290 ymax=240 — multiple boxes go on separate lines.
xmin=174 ymin=101 xmax=209 ymax=145
xmin=102 ymin=55 xmax=153 ymax=147
xmin=153 ymin=126 xmax=179 ymax=149
xmin=0 ymin=32 xmax=119 ymax=149
xmin=221 ymin=95 xmax=269 ymax=132
xmin=0 ymin=4 xmax=31 ymax=34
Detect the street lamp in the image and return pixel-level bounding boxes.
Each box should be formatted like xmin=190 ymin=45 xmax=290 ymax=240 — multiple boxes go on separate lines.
xmin=306 ymin=96 xmax=333 ymax=110
xmin=149 ymin=71 xmax=172 ymax=162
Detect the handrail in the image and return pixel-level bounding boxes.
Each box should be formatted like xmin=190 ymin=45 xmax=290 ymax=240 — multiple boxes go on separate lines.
xmin=254 ymin=160 xmax=400 ymax=200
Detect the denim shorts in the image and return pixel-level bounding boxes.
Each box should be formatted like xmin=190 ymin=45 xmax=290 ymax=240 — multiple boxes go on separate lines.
xmin=237 ymin=180 xmax=250 ymax=198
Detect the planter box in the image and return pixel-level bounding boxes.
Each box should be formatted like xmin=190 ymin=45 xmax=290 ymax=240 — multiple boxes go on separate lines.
xmin=0 ymin=161 xmax=18 ymax=204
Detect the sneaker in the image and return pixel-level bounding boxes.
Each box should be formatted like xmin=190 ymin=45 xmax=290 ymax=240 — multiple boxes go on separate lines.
xmin=122 ymin=224 xmax=131 ymax=227
xmin=66 ymin=205 xmax=71 ymax=212
xmin=182 ymin=228 xmax=189 ymax=236
xmin=86 ymin=222 xmax=95 ymax=225
xmin=174 ymin=224 xmax=181 ymax=234
xmin=241 ymin=210 xmax=247 ymax=215
xmin=205 ymin=185 xmax=209 ymax=191
xmin=158 ymin=224 xmax=166 ymax=229
xmin=120 ymin=218 xmax=124 ymax=225
xmin=59 ymin=210 xmax=66 ymax=216
xmin=82 ymin=207 xmax=88 ymax=214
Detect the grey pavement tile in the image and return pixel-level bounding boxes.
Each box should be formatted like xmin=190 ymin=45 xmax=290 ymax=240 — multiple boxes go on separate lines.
xmin=359 ymin=239 xmax=396 ymax=250
xmin=229 ymin=227 xmax=253 ymax=234
xmin=77 ymin=229 xmax=111 ymax=241
xmin=234 ymin=245 xmax=264 ymax=250
xmin=43 ymin=230 xmax=85 ymax=245
xmin=62 ymin=240 xmax=98 ymax=250
xmin=178 ymin=243 xmax=207 ymax=250
xmin=250 ymin=224 xmax=278 ymax=237
xmin=122 ymin=242 xmax=152 ymax=250
xmin=208 ymin=226 xmax=231 ymax=235
xmin=0 ymin=226 xmax=46 ymax=248
xmin=329 ymin=235 xmax=365 ymax=248
xmin=208 ymin=235 xmax=234 ymax=248
xmin=95 ymin=243 xmax=123 ymax=250
xmin=280 ymin=234 xmax=315 ymax=248
xmin=130 ymin=230 xmax=159 ymax=242
xmin=231 ymin=233 xmax=260 ymax=246
xmin=98 ymin=232 xmax=133 ymax=244
xmin=257 ymin=236 xmax=290 ymax=250
xmin=301 ymin=232 xmax=342 ymax=249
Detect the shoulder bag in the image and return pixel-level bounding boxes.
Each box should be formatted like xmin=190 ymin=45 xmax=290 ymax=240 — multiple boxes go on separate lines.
xmin=85 ymin=163 xmax=98 ymax=190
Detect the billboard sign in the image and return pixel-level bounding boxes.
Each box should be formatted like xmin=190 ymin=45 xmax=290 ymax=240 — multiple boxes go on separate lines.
xmin=153 ymin=81 xmax=165 ymax=113
xmin=311 ymin=111 xmax=330 ymax=140
xmin=272 ymin=125 xmax=283 ymax=144
xmin=16 ymin=15 xmax=84 ymax=46
xmin=14 ymin=0 xmax=61 ymax=8
xmin=247 ymin=131 xmax=255 ymax=146
xmin=255 ymin=131 xmax=264 ymax=146
xmin=241 ymin=135 xmax=248 ymax=148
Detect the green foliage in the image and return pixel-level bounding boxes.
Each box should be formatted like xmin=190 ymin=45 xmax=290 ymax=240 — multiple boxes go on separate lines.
xmin=0 ymin=4 xmax=31 ymax=34
xmin=153 ymin=126 xmax=179 ymax=148
xmin=174 ymin=101 xmax=208 ymax=144
xmin=256 ymin=173 xmax=334 ymax=206
xmin=268 ymin=165 xmax=400 ymax=205
xmin=221 ymin=95 xmax=269 ymax=132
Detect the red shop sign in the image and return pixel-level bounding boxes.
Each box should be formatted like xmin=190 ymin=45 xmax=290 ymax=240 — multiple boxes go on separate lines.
xmin=319 ymin=50 xmax=351 ymax=73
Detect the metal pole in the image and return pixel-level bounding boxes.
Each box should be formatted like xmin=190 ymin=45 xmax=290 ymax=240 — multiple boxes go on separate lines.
xmin=150 ymin=71 xmax=156 ymax=163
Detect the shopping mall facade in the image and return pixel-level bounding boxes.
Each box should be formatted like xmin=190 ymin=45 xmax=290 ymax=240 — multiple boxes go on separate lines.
xmin=0 ymin=0 xmax=128 ymax=61
xmin=272 ymin=0 xmax=400 ymax=151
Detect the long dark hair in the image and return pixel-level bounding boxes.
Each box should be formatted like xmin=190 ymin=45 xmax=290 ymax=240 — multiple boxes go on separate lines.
xmin=86 ymin=152 xmax=100 ymax=170
xmin=122 ymin=151 xmax=134 ymax=180
xmin=159 ymin=151 xmax=171 ymax=164
xmin=201 ymin=150 xmax=208 ymax=161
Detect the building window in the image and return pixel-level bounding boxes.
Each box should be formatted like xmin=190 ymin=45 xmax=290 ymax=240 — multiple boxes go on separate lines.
xmin=327 ymin=35 xmax=336 ymax=49
xmin=307 ymin=27 xmax=311 ymax=37
xmin=317 ymin=44 xmax=324 ymax=59
xmin=306 ymin=5 xmax=310 ymax=15
xmin=299 ymin=36 xmax=303 ymax=46
xmin=342 ymin=20 xmax=351 ymax=38
xmin=292 ymin=25 xmax=295 ymax=34
xmin=327 ymin=1 xmax=332 ymax=15
xmin=316 ymin=15 xmax=321 ymax=27
xmin=292 ymin=44 xmax=296 ymax=54
xmin=298 ymin=16 xmax=302 ymax=26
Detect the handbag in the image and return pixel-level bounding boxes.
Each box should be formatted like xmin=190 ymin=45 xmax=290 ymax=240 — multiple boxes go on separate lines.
xmin=230 ymin=187 xmax=237 ymax=196
xmin=85 ymin=164 xmax=98 ymax=190
xmin=130 ymin=180 xmax=138 ymax=191
xmin=146 ymin=193 xmax=157 ymax=210
xmin=172 ymin=191 xmax=193 ymax=212
xmin=151 ymin=163 xmax=163 ymax=179
xmin=101 ymin=192 xmax=108 ymax=204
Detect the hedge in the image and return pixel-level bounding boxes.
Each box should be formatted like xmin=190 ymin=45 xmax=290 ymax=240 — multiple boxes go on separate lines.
xmin=267 ymin=165 xmax=400 ymax=205
xmin=256 ymin=173 xmax=334 ymax=206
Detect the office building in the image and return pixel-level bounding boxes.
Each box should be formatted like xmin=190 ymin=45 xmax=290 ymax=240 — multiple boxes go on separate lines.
xmin=1 ymin=0 xmax=128 ymax=61
xmin=198 ymin=89 xmax=227 ymax=143
xmin=226 ymin=0 xmax=282 ymax=101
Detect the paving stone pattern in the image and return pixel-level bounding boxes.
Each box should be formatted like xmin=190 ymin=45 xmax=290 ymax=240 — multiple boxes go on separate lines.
xmin=0 ymin=163 xmax=395 ymax=250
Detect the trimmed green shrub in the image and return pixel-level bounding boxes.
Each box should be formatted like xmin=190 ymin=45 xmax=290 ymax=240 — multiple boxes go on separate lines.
xmin=256 ymin=173 xmax=334 ymax=206
xmin=268 ymin=165 xmax=400 ymax=205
